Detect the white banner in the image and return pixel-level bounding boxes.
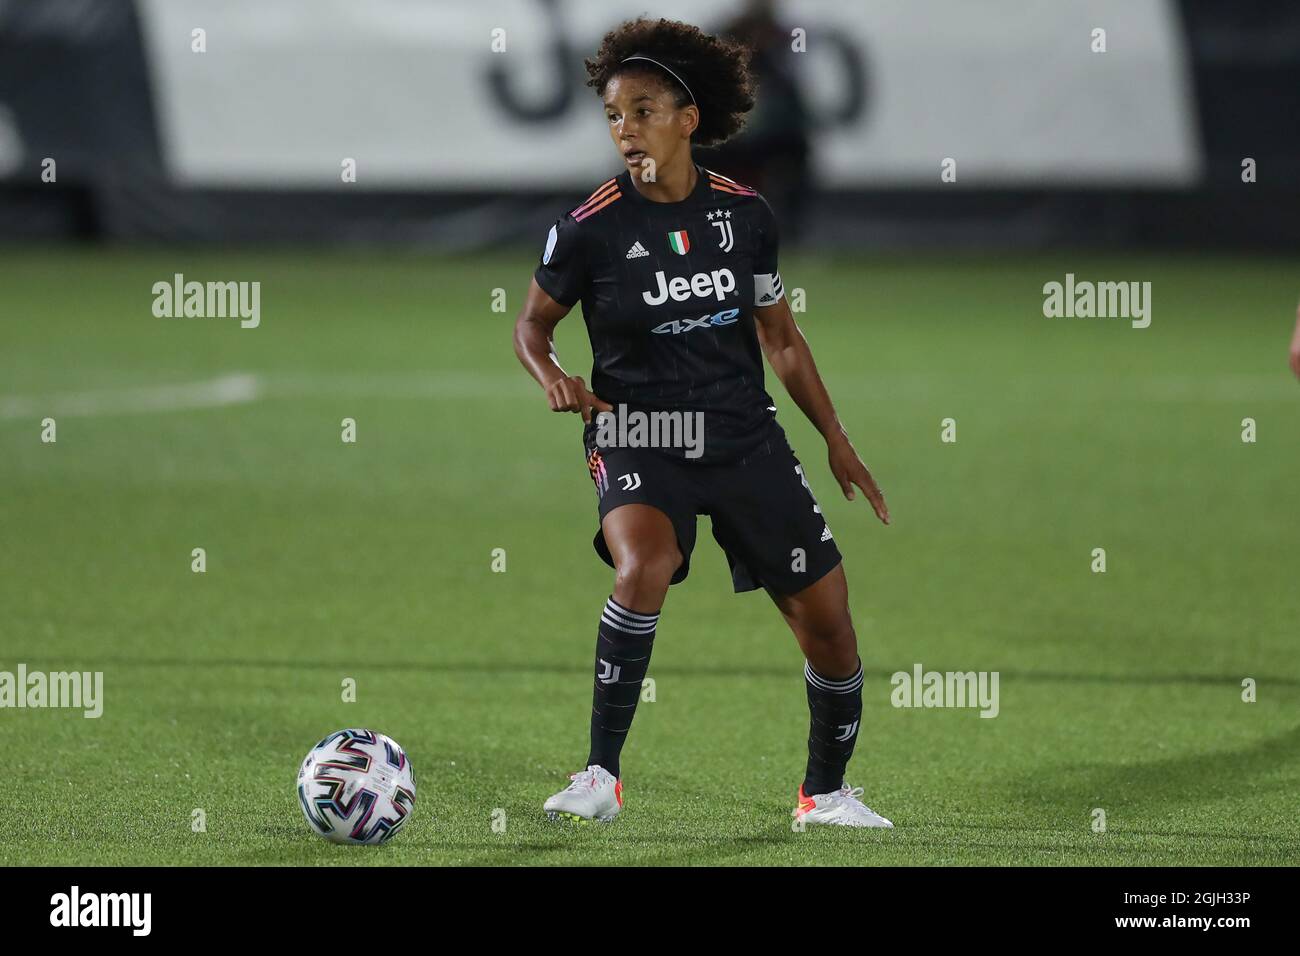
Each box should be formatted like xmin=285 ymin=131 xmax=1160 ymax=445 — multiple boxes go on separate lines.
xmin=138 ymin=0 xmax=1201 ymax=188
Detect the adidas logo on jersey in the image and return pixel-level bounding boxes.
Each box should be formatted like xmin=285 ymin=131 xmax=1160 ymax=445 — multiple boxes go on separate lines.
xmin=625 ymin=241 xmax=650 ymax=259
xmin=820 ymin=525 xmax=834 ymax=542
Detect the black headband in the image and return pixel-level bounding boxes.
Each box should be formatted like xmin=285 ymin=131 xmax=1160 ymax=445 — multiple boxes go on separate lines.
xmin=620 ymin=54 xmax=696 ymax=105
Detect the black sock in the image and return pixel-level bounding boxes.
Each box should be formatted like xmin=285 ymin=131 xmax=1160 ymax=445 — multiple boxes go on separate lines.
xmin=586 ymin=596 xmax=659 ymax=778
xmin=802 ymin=659 xmax=864 ymax=796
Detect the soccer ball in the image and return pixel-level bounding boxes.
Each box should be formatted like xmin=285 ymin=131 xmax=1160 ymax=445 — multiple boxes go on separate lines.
xmin=297 ymin=729 xmax=417 ymax=844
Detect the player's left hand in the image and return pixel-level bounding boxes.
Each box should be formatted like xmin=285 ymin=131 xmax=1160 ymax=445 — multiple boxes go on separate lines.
xmin=827 ymin=436 xmax=890 ymax=525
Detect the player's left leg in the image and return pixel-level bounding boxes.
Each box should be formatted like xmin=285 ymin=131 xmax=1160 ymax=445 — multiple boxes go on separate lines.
xmin=772 ymin=566 xmax=893 ymax=828
xmin=771 ymin=561 xmax=857 ymax=683
xmin=705 ymin=436 xmax=892 ymax=828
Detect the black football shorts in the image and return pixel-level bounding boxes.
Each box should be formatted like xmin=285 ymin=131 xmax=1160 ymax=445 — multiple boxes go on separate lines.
xmin=584 ymin=431 xmax=843 ymax=596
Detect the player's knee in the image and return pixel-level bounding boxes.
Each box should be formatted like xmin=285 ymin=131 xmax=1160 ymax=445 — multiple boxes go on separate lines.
xmin=614 ymin=549 xmax=678 ymax=602
xmin=804 ymin=620 xmax=859 ymax=679
xmin=804 ymin=617 xmax=857 ymax=654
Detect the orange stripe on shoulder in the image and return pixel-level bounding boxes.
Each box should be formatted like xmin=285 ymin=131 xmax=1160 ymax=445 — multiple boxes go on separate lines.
xmin=709 ymin=181 xmax=756 ymax=198
xmin=706 ymin=169 xmax=758 ymax=195
xmin=571 ymin=179 xmax=620 ymax=218
xmin=579 ymin=177 xmax=618 ymax=205
xmin=573 ymin=191 xmax=622 ymax=222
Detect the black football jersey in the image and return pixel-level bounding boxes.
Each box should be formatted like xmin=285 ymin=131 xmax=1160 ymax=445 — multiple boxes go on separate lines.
xmin=534 ymin=164 xmax=787 ymax=464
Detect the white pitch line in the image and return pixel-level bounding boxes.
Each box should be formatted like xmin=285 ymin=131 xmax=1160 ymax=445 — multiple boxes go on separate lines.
xmin=2 ymin=370 xmax=1291 ymax=421
xmin=0 ymin=370 xmax=534 ymax=421
xmin=264 ymin=371 xmax=530 ymax=400
xmin=0 ymin=373 xmax=261 ymax=420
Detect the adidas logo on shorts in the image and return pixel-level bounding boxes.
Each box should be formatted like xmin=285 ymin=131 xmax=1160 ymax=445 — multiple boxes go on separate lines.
xmin=625 ymin=241 xmax=650 ymax=259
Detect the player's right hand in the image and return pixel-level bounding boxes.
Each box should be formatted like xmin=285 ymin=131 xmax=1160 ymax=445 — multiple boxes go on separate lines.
xmin=546 ymin=375 xmax=613 ymax=424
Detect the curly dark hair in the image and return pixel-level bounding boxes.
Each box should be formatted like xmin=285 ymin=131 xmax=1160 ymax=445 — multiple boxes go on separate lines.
xmin=584 ymin=17 xmax=755 ymax=147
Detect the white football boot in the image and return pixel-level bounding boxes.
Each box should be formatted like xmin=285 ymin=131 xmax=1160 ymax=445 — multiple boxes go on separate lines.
xmin=794 ymin=783 xmax=893 ymax=828
xmin=543 ymin=765 xmax=623 ymax=823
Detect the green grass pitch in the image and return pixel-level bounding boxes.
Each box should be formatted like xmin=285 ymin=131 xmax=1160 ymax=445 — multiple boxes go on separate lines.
xmin=1 ymin=247 xmax=1298 ymax=866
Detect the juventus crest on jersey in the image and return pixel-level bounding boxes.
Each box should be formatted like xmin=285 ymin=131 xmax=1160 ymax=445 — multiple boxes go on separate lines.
xmin=535 ymin=165 xmax=787 ymax=463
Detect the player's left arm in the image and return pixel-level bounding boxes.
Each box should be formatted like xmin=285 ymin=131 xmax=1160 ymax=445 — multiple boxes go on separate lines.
xmin=754 ymin=297 xmax=890 ymax=525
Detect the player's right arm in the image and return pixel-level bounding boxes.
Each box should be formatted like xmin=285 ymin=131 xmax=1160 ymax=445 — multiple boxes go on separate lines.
xmin=513 ymin=278 xmax=611 ymax=424
xmin=515 ymin=214 xmax=612 ymax=423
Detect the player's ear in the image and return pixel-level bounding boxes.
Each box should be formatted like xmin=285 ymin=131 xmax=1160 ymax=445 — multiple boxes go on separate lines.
xmin=680 ymin=104 xmax=699 ymax=139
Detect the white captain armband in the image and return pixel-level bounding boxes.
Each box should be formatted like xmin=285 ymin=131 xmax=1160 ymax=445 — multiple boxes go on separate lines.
xmin=754 ymin=272 xmax=784 ymax=306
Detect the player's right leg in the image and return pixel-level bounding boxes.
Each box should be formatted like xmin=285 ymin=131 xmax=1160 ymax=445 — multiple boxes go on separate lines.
xmin=603 ymin=503 xmax=683 ymax=615
xmin=544 ymin=451 xmax=692 ymax=823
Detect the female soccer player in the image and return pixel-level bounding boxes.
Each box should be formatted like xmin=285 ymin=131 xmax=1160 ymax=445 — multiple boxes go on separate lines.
xmin=513 ymin=17 xmax=893 ymax=828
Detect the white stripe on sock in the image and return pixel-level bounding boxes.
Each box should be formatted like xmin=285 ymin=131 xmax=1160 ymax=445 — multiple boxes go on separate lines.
xmin=605 ymin=598 xmax=659 ymax=622
xmin=601 ymin=612 xmax=656 ymax=634
xmin=805 ymin=662 xmax=864 ymax=693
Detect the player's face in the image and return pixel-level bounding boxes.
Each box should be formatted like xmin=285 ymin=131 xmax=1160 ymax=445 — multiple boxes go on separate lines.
xmin=603 ymin=73 xmax=697 ymax=175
